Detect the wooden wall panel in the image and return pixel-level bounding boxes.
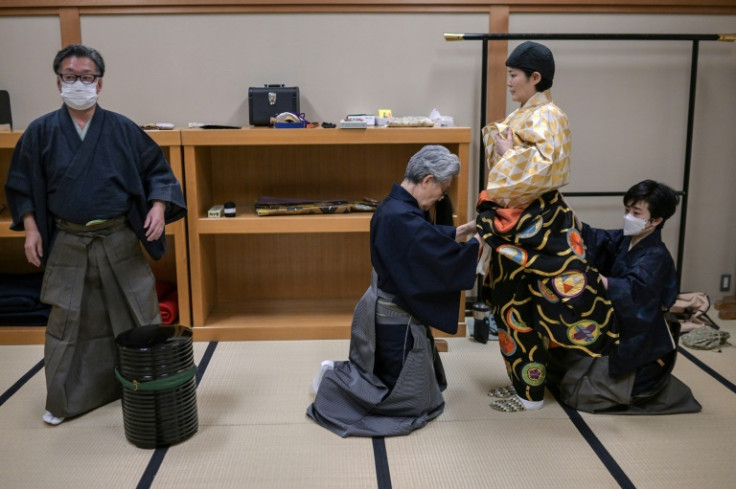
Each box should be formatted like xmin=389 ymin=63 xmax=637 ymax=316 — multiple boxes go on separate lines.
xmin=487 ymin=5 xmax=509 ymax=125
xmin=58 ymin=7 xmax=80 ymax=45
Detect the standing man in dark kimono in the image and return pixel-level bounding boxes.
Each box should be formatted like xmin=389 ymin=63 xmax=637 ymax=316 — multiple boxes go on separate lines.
xmin=4 ymin=44 xmax=186 ymax=425
xmin=549 ymin=180 xmax=701 ymax=414
xmin=307 ymin=145 xmax=480 ymax=437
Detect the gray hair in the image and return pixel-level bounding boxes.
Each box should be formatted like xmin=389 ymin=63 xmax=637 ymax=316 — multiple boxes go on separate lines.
xmin=53 ymin=44 xmax=106 ymax=77
xmin=403 ymin=145 xmax=460 ymax=184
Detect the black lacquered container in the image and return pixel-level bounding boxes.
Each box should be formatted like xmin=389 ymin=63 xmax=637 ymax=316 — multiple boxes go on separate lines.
xmin=115 ymin=325 xmax=198 ymax=449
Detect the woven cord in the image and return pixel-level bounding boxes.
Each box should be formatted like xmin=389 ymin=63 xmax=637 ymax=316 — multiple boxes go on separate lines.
xmin=115 ymin=365 xmax=197 ymax=392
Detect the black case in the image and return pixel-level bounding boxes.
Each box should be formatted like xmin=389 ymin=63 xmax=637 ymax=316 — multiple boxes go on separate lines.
xmin=0 ymin=90 xmax=11 ymax=130
xmin=248 ymin=84 xmax=300 ymax=126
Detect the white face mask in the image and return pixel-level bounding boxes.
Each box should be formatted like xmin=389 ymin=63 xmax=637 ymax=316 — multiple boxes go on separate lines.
xmin=60 ymin=80 xmax=98 ymax=110
xmin=623 ymin=213 xmax=649 ymax=236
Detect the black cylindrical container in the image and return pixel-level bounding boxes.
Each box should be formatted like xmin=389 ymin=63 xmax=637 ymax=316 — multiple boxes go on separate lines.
xmin=472 ymin=302 xmax=491 ymax=344
xmin=115 ymin=325 xmax=198 ymax=449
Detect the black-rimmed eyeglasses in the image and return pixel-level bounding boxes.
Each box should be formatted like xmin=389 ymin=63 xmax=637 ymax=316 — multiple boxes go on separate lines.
xmin=57 ymin=73 xmax=101 ymax=84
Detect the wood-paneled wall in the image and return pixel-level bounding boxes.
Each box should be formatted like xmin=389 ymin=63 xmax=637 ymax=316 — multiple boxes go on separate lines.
xmin=1 ymin=1 xmax=734 ymax=11
xmin=4 ymin=1 xmax=731 ymax=128
xmin=2 ymin=2 xmax=733 ymax=40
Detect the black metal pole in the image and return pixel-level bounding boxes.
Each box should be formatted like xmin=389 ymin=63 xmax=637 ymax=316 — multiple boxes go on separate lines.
xmin=445 ymin=33 xmax=727 ymax=42
xmin=676 ymin=40 xmax=699 ymax=287
xmin=479 ymin=39 xmax=488 ymax=193
xmin=475 ymin=40 xmax=489 ymax=303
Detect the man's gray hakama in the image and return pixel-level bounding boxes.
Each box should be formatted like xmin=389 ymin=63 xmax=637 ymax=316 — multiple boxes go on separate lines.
xmin=42 ymin=217 xmax=160 ymax=418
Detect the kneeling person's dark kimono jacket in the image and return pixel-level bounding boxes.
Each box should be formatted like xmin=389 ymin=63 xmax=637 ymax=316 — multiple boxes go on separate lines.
xmin=582 ymin=225 xmax=678 ymax=378
xmin=549 ymin=225 xmax=701 ymax=415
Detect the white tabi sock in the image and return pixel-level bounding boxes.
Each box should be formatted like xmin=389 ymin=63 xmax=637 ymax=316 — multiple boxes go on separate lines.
xmin=42 ymin=410 xmax=65 ymax=425
xmin=312 ymin=360 xmax=335 ymax=393
xmin=517 ymin=396 xmax=544 ymax=410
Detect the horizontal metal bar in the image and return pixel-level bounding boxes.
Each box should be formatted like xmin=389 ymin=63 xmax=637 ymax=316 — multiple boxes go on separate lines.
xmin=444 ymin=32 xmax=734 ymax=42
xmin=563 ymin=192 xmax=626 ymax=197
xmin=563 ymin=191 xmax=685 ymax=197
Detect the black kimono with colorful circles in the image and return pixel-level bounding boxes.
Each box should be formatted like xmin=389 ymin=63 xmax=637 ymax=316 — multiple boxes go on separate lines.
xmin=476 ymin=191 xmax=619 ymax=402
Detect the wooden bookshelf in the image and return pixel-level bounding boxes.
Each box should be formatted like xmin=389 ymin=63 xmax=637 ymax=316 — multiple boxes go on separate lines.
xmin=181 ymin=126 xmax=471 ymax=341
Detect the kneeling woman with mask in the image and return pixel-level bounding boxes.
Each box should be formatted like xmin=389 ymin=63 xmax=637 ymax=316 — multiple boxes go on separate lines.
xmin=549 ymin=180 xmax=701 ymax=414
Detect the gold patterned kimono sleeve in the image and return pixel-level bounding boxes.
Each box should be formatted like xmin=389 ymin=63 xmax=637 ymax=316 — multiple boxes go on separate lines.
xmin=482 ymin=90 xmax=572 ymax=209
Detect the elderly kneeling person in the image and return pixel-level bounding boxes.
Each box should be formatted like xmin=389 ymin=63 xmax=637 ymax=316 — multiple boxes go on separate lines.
xmin=306 ymin=145 xmax=480 ymax=437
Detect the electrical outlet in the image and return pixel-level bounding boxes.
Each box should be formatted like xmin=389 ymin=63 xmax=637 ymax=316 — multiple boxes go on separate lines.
xmin=720 ymin=274 xmax=732 ymax=292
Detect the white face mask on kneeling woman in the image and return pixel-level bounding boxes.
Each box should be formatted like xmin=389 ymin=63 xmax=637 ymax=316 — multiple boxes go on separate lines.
xmin=622 ymin=213 xmax=651 ymax=236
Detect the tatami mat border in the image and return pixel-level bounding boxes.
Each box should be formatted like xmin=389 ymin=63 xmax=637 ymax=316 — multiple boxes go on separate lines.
xmin=372 ymin=437 xmax=392 ymax=489
xmin=136 ymin=341 xmax=220 ymax=489
xmin=677 ymin=347 xmax=736 ymax=393
xmin=0 ymin=359 xmax=42 ymax=408
xmin=550 ymin=388 xmax=636 ymax=489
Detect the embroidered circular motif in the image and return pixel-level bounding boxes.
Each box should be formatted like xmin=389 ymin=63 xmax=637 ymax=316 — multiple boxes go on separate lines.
xmin=566 ymin=228 xmax=585 ymax=259
xmin=505 ymin=307 xmax=533 ymax=333
xmin=552 ymin=271 xmax=586 ymax=299
xmin=567 ymin=320 xmax=601 ymax=346
xmin=497 ymin=244 xmax=528 ymax=266
xmin=538 ymin=279 xmax=559 ymax=303
xmin=521 ymin=362 xmax=546 ymax=387
xmin=498 ymin=330 xmax=517 ymax=357
xmin=517 ymin=216 xmax=543 ymax=239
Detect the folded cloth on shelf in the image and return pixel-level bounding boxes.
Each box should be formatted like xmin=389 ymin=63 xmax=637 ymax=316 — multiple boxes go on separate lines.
xmin=0 ymin=273 xmax=45 ymax=311
xmin=155 ymin=281 xmax=178 ymax=324
xmin=387 ymin=116 xmax=434 ymax=127
xmin=159 ymin=289 xmax=179 ymax=325
xmin=0 ymin=295 xmax=39 ymax=312
xmin=0 ymin=309 xmax=50 ymax=326
xmin=155 ymin=281 xmax=175 ymax=301
xmin=0 ymin=273 xmax=50 ymax=325
xmin=255 ymin=196 xmax=377 ymax=216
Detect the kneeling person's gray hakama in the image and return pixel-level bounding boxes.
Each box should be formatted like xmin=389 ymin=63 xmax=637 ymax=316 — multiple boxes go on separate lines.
xmin=306 ymin=279 xmax=445 ymax=437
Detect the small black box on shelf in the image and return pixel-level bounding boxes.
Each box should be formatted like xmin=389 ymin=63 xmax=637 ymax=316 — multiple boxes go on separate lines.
xmin=248 ymin=84 xmax=299 ymax=127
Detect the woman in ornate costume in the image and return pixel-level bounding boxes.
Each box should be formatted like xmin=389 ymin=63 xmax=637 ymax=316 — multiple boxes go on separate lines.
xmin=477 ymin=41 xmax=618 ymax=412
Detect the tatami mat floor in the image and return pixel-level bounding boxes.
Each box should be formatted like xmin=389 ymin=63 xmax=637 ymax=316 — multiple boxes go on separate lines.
xmin=1 ymin=320 xmax=734 ymax=489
